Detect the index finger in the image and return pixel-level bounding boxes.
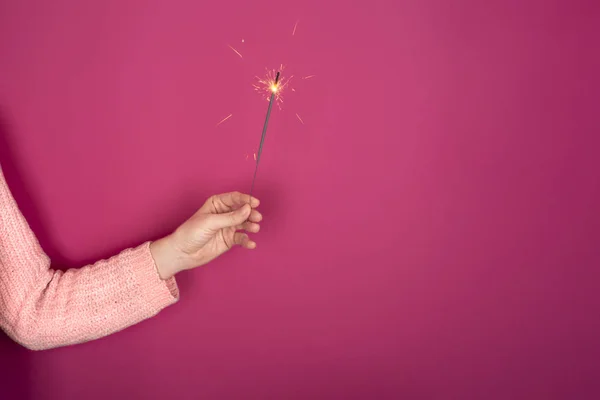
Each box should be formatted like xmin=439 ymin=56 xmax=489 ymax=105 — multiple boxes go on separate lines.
xmin=216 ymin=191 xmax=260 ymax=209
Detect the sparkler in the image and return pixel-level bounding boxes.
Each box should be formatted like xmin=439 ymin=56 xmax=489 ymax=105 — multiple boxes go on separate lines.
xmin=249 ymin=71 xmax=280 ymax=199
xmin=219 ymin=19 xmax=313 ymax=202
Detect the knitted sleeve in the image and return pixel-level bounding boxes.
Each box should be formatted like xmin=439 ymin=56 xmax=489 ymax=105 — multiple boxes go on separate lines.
xmin=0 ymin=167 xmax=179 ymax=350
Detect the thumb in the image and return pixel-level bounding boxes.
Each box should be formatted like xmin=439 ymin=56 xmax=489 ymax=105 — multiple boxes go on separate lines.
xmin=207 ymin=204 xmax=251 ymax=230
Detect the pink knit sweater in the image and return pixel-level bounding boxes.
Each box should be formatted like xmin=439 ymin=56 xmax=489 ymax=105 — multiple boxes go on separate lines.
xmin=0 ymin=167 xmax=179 ymax=350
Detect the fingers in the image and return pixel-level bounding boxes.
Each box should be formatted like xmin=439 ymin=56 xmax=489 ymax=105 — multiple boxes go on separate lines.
xmin=207 ymin=204 xmax=251 ymax=230
xmin=213 ymin=192 xmax=260 ymax=211
xmin=248 ymin=209 xmax=262 ymax=223
xmin=235 ymin=221 xmax=260 ymax=233
xmin=233 ymin=232 xmax=256 ymax=249
xmin=234 ymin=210 xmax=262 ymax=231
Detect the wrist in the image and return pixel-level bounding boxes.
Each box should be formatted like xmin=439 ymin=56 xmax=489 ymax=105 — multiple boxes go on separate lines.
xmin=149 ymin=235 xmax=186 ymax=280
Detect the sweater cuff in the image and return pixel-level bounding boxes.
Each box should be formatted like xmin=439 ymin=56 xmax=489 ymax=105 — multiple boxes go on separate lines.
xmin=129 ymin=242 xmax=179 ymax=314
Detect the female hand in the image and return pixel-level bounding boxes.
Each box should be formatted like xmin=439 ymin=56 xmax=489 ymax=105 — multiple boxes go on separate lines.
xmin=149 ymin=192 xmax=262 ymax=279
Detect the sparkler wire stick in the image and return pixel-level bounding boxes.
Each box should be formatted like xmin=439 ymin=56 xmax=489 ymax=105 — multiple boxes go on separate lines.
xmin=249 ymin=71 xmax=280 ymax=200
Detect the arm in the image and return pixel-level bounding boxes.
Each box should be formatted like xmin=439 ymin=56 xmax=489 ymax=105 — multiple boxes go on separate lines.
xmin=0 ymin=167 xmax=179 ymax=350
xmin=1 ymin=165 xmax=262 ymax=351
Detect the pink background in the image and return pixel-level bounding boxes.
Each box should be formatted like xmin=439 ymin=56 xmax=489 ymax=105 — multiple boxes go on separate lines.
xmin=1 ymin=0 xmax=599 ymax=399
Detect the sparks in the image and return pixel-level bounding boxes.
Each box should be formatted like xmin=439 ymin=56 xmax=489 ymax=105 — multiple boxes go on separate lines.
xmin=253 ymin=68 xmax=292 ymax=108
xmin=302 ymin=75 xmax=316 ymax=80
xmin=292 ymin=20 xmax=299 ymax=36
xmin=296 ymin=113 xmax=304 ymax=124
xmin=253 ymin=153 xmax=257 ymax=161
xmin=228 ymin=44 xmax=243 ymax=58
xmin=215 ymin=113 xmax=233 ymax=126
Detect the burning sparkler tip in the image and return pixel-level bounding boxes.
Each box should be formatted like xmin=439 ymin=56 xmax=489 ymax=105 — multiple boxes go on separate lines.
xmin=269 ymin=72 xmax=281 ymax=93
xmin=255 ymin=69 xmax=288 ymax=106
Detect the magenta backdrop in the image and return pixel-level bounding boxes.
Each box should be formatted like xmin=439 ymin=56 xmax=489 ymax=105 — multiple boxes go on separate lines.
xmin=1 ymin=0 xmax=599 ymax=399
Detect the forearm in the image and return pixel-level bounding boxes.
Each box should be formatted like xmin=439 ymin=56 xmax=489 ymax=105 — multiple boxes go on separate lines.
xmin=1 ymin=243 xmax=178 ymax=350
xmin=0 ymin=167 xmax=178 ymax=350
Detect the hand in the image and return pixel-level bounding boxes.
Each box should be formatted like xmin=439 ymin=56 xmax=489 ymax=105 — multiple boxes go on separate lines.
xmin=149 ymin=192 xmax=262 ymax=279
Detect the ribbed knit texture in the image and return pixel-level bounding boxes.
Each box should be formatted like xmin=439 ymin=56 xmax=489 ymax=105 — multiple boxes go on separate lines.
xmin=0 ymin=167 xmax=179 ymax=350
